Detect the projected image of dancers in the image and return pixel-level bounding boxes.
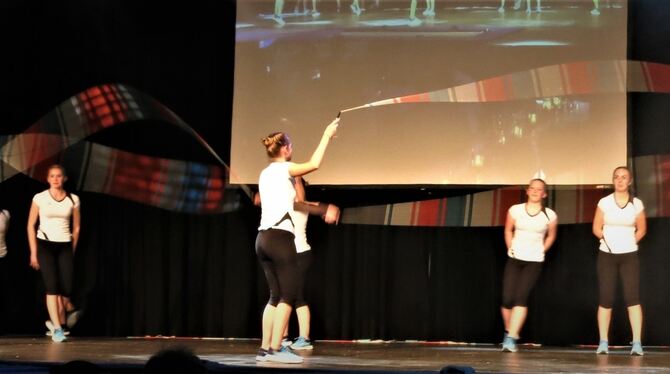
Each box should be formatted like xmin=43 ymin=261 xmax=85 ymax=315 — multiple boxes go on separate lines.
xmin=233 ymin=0 xmax=629 ymax=186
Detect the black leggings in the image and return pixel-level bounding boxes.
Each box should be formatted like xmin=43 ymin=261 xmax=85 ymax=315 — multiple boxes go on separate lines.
xmin=597 ymin=251 xmax=640 ymax=308
xmin=295 ymin=251 xmax=313 ymax=308
xmin=501 ymin=258 xmax=542 ymax=308
xmin=37 ymin=239 xmax=73 ymax=296
xmin=255 ymin=229 xmax=299 ymax=307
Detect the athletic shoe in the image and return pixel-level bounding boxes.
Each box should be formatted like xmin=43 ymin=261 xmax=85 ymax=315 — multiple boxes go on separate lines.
xmin=498 ymin=7 xmax=505 ymax=13
xmin=408 ymin=17 xmax=423 ymax=26
xmin=266 ymin=346 xmax=303 ymax=364
xmin=255 ymin=348 xmax=270 ymax=362
xmin=596 ymin=340 xmax=608 ymax=354
xmin=501 ymin=336 xmax=518 ymax=353
xmin=501 ymin=331 xmax=508 ymax=345
xmin=66 ymin=309 xmax=82 ymax=329
xmin=422 ymin=9 xmax=435 ymax=16
xmin=52 ymin=328 xmax=66 ymax=343
xmin=591 ymin=8 xmax=600 ymax=16
xmin=631 ymin=341 xmax=644 ymax=356
xmin=45 ymin=321 xmax=70 ymax=336
xmin=513 ymin=0 xmax=522 ymax=10
xmin=311 ymin=11 xmax=320 ymax=17
xmin=290 ymin=336 xmax=313 ymax=350
xmin=272 ymin=15 xmax=286 ymax=26
xmin=281 ymin=337 xmax=292 ymax=347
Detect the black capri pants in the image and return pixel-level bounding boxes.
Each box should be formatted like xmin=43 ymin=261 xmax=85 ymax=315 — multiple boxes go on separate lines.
xmin=597 ymin=251 xmax=640 ymax=308
xmin=255 ymin=229 xmax=300 ymax=307
xmin=295 ymin=250 xmax=313 ymax=308
xmin=502 ymin=258 xmax=542 ymax=308
xmin=37 ymin=239 xmax=73 ymax=296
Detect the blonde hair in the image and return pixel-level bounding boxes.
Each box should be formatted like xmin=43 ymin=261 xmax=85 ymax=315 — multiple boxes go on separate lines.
xmin=47 ymin=164 xmax=67 ymax=178
xmin=261 ymin=132 xmax=290 ymax=158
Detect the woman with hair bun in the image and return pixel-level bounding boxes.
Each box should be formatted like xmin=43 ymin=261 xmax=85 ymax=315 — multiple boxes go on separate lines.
xmin=254 ymin=117 xmax=339 ymax=364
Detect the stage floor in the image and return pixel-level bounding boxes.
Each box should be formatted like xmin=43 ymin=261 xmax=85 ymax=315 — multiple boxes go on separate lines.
xmin=1 ymin=337 xmax=670 ymax=373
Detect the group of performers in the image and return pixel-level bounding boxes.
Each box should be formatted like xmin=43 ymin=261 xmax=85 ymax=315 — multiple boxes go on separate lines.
xmin=254 ymin=117 xmax=647 ymax=363
xmin=269 ymin=0 xmax=612 ymax=26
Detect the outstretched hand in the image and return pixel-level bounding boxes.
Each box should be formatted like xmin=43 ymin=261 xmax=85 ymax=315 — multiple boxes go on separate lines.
xmin=323 ymin=204 xmax=340 ymax=224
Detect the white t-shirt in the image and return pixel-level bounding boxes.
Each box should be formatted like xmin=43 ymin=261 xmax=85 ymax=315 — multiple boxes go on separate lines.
xmin=0 ymin=210 xmax=10 ymax=257
xmin=258 ymin=162 xmax=296 ymax=233
xmin=293 ymin=210 xmax=311 ymax=253
xmin=598 ymin=193 xmax=644 ymax=254
xmin=509 ymin=203 xmax=557 ymax=262
xmin=33 ymin=190 xmax=80 ymax=243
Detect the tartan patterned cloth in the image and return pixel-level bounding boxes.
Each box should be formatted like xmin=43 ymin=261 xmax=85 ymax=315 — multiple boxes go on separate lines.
xmin=0 ymin=84 xmax=239 ymax=214
xmin=341 ymin=154 xmax=669 ymax=227
xmin=363 ymin=60 xmax=669 ymax=107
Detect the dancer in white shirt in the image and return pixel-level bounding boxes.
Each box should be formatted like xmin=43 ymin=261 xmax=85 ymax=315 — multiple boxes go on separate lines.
xmin=501 ymin=179 xmax=557 ymax=352
xmin=592 ymin=166 xmax=646 ymax=355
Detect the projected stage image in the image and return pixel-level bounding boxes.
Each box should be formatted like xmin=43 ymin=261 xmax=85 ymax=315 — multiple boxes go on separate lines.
xmin=233 ymin=0 xmax=628 ymax=185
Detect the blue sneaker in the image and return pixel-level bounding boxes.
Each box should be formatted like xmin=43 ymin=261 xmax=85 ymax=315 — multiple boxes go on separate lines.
xmin=630 ymin=341 xmax=644 ymax=356
xmin=596 ymin=340 xmax=608 ymax=354
xmin=45 ymin=321 xmax=70 ymax=337
xmin=52 ymin=328 xmax=66 ymax=343
xmin=501 ymin=336 xmax=517 ymax=352
xmin=266 ymin=346 xmax=303 ymax=364
xmin=255 ymin=348 xmax=270 ymax=362
xmin=290 ymin=336 xmax=313 ymax=350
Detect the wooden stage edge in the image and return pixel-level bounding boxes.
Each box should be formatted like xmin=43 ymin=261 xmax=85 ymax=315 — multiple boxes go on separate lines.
xmin=2 ymin=336 xmax=670 ymax=373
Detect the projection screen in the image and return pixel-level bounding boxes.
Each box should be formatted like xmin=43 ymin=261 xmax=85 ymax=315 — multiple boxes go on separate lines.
xmin=232 ymin=0 xmax=628 ymax=185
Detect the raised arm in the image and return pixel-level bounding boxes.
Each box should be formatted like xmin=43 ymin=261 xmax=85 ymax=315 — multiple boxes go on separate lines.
xmin=288 ymin=118 xmax=339 ymax=177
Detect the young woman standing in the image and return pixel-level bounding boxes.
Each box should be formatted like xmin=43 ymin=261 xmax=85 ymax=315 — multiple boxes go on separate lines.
xmin=501 ymin=179 xmax=558 ymax=352
xmin=592 ymin=166 xmax=646 ymax=355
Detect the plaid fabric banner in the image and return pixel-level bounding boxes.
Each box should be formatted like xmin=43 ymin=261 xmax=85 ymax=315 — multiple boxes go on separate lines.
xmin=341 ymin=153 xmax=670 ymax=227
xmin=0 ymin=84 xmax=241 ymax=214
xmin=347 ymin=60 xmax=669 ymax=111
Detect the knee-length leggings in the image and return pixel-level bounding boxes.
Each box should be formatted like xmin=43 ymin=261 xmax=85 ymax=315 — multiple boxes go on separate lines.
xmin=37 ymin=239 xmax=73 ymax=296
xmin=501 ymin=257 xmax=542 ymax=308
xmin=597 ymin=251 xmax=640 ymax=308
xmin=255 ymin=229 xmax=299 ymax=306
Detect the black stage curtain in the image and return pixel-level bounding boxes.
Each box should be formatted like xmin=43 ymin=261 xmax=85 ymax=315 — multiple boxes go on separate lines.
xmin=5 ymin=189 xmax=661 ymax=346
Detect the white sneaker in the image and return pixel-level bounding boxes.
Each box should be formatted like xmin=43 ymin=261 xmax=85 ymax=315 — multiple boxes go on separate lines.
xmin=265 ymin=347 xmax=303 ymax=364
xmin=272 ymin=15 xmax=286 ymax=26
xmin=591 ymin=8 xmax=600 ymax=16
xmin=498 ymin=7 xmax=505 ymax=13
xmin=408 ymin=17 xmax=423 ymax=26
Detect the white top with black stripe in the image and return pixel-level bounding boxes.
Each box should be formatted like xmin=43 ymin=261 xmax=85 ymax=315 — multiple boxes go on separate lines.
xmin=509 ymin=203 xmax=557 ymax=262
xmin=293 ymin=210 xmax=311 ymax=253
xmin=598 ymin=193 xmax=644 ymax=254
xmin=33 ymin=190 xmax=80 ymax=243
xmin=258 ymin=162 xmax=296 ymax=233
